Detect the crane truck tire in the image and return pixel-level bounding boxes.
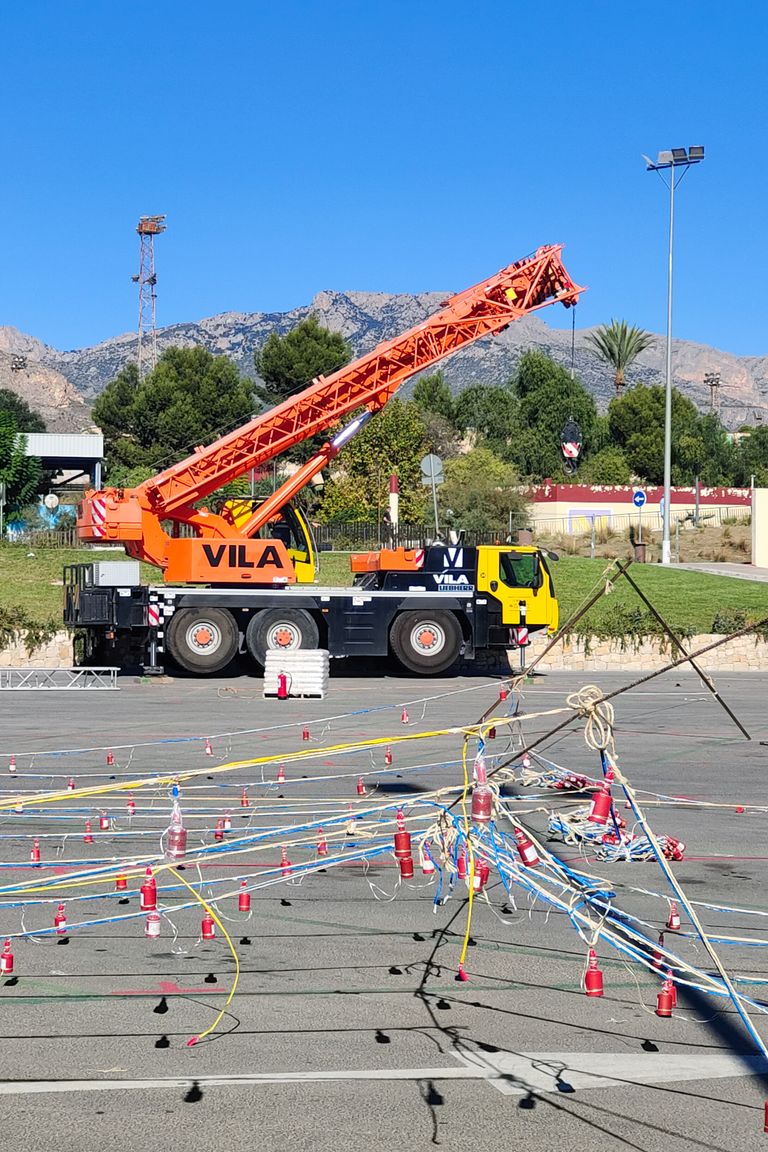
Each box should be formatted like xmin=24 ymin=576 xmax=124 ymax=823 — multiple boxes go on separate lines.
xmin=246 ymin=608 xmax=320 ymax=667
xmin=166 ymin=608 xmax=240 ymax=674
xmin=389 ymin=610 xmax=462 ymax=675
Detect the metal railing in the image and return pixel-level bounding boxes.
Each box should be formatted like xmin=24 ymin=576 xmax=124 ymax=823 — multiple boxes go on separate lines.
xmin=0 ymin=667 xmax=120 ymax=690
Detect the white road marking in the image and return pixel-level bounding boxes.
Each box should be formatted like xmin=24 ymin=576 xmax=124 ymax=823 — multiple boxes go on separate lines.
xmin=452 ymin=1050 xmax=768 ymax=1096
xmin=0 ymin=1052 xmax=764 ymax=1097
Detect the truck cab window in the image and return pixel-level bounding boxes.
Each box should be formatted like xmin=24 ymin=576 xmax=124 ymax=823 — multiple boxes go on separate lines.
xmin=499 ymin=551 xmax=540 ymax=590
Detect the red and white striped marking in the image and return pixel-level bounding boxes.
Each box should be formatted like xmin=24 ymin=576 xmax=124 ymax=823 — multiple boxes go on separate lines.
xmin=515 ymin=626 xmax=529 ymax=646
xmin=561 ymin=441 xmax=581 ymax=460
xmin=147 ymin=605 xmax=161 ymax=628
xmin=413 ymin=549 xmax=425 ymax=568
xmin=90 ymin=497 xmax=107 ymax=538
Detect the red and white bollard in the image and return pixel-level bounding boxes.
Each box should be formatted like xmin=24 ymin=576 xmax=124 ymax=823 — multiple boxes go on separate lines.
xmin=115 ymin=874 xmax=127 ymax=891
xmin=384 ymin=746 xmax=393 ymax=766
xmin=106 ymin=749 xmax=115 ymax=767
xmin=317 ymin=828 xmax=328 ymax=856
xmin=238 ymin=880 xmax=251 ymax=913
xmin=145 ymin=911 xmax=161 ymax=939
xmin=584 ymin=949 xmax=604 ymax=997
xmin=514 ymin=826 xmax=540 ymax=867
xmin=99 ymin=811 xmax=110 ymax=832
xmin=401 ymin=706 xmax=409 ymax=724
xmin=277 ymin=764 xmax=286 ymax=785
xmin=214 ymin=818 xmax=225 ymax=843
xmin=472 ymin=860 xmax=491 ymax=893
xmin=167 ymin=805 xmax=187 ymax=859
xmin=666 ymin=901 xmax=681 ymax=931
xmin=499 ymin=684 xmax=509 ymax=702
xmin=280 ymin=846 xmax=293 ymax=878
xmin=0 ymin=939 xmax=13 ymax=975
xmin=398 ymin=855 xmax=415 ymax=880
xmin=240 ymin=787 xmax=249 ymax=808
xmin=421 ymin=843 xmax=436 ymax=876
xmin=54 ymin=904 xmax=67 ymax=935
xmin=8 ymin=754 xmax=17 ymax=775
xmin=127 ymin=793 xmax=136 ymax=816
xmin=356 ymin=776 xmax=365 ymax=796
xmin=223 ymin=811 xmax=232 ymax=833
xmin=67 ymin=777 xmax=76 ymax=791
xmin=302 ymin=725 xmax=310 ymax=742
xmin=471 ymin=758 xmax=493 ymax=824
xmin=201 ymin=912 xmax=216 ymax=940
xmin=83 ymin=820 xmax=94 ymax=844
xmin=277 ymin=671 xmax=289 ymax=700
xmin=140 ymin=868 xmax=157 ymax=912
xmin=204 ymin=737 xmax=213 ymax=757
xmin=30 ymin=839 xmax=41 ymax=864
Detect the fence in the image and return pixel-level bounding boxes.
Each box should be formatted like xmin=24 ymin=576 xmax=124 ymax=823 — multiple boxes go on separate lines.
xmin=1 ymin=505 xmax=752 ymax=553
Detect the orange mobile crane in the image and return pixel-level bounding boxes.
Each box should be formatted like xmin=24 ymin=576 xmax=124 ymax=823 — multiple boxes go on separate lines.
xmin=66 ymin=245 xmax=583 ymax=675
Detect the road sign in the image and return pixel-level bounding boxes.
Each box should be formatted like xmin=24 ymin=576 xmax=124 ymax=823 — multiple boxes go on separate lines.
xmin=632 ymin=490 xmax=646 ymax=509
xmin=420 ymin=453 xmax=444 ymax=486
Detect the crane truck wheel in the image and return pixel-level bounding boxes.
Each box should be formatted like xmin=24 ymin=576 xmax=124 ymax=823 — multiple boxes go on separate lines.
xmin=246 ymin=608 xmax=320 ymax=667
xmin=166 ymin=608 xmax=240 ymax=675
xmin=390 ymin=611 xmax=462 ymax=675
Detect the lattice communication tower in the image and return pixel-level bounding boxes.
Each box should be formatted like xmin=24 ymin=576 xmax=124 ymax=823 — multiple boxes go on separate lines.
xmin=132 ymin=215 xmax=166 ymax=377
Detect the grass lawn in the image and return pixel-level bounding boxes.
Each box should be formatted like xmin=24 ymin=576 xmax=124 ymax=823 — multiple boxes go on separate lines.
xmin=2 ymin=545 xmax=768 ymax=636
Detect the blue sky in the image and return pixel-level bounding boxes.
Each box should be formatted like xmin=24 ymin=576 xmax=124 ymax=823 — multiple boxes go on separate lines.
xmin=1 ymin=0 xmax=766 ymax=355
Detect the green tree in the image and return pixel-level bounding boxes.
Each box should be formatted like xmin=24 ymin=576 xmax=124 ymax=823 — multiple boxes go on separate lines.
xmin=0 ymin=389 xmax=46 ymax=432
xmin=511 ymin=351 xmax=597 ymax=479
xmin=579 ymin=445 xmax=632 ymax=484
xmin=93 ymin=349 xmax=255 ymax=480
xmin=585 ymin=319 xmax=655 ymax=396
xmin=0 ymin=411 xmax=41 ymax=521
xmin=454 ymin=383 xmax=519 ymax=459
xmin=440 ymin=447 xmax=527 ymax=534
xmin=411 ymin=371 xmax=455 ymax=423
xmin=733 ymin=426 xmax=768 ymax=486
xmin=254 ymin=315 xmax=352 ymax=407
xmin=318 ymin=400 xmax=428 ymax=523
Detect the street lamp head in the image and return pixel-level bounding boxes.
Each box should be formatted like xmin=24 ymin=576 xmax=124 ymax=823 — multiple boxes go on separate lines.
xmin=657 ymin=150 xmax=674 ymax=165
xmin=688 ymin=145 xmax=705 ymax=161
xmin=671 ymin=147 xmax=688 ymax=162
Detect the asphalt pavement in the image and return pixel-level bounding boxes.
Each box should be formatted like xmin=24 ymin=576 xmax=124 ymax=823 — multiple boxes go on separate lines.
xmin=0 ymin=666 xmax=767 ymax=1151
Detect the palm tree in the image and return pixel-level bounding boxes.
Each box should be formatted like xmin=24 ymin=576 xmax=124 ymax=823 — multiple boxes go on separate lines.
xmin=585 ymin=319 xmax=655 ymax=397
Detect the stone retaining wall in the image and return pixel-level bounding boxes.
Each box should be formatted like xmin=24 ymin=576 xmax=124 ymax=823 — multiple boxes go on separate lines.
xmin=527 ymin=632 xmax=768 ymax=673
xmin=1 ymin=630 xmax=767 ymax=673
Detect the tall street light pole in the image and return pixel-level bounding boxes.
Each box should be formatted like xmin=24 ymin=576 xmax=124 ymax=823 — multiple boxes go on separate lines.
xmin=644 ymin=146 xmax=705 ymax=564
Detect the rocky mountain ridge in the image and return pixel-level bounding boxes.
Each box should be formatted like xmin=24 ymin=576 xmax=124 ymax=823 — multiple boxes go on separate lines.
xmin=1 ymin=294 xmax=766 ymax=431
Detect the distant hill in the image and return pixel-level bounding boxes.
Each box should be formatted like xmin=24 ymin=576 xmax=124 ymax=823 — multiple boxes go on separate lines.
xmin=1 ymin=293 xmax=766 ymax=430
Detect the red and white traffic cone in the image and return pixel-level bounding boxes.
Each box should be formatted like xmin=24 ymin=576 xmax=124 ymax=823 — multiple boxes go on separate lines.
xmin=8 ymin=754 xmax=17 ymax=775
xmin=401 ymin=706 xmax=409 ymax=724
xmin=499 ymin=684 xmax=509 ymax=702
xmin=30 ymin=839 xmax=41 ymax=864
xmin=99 ymin=811 xmax=110 ymax=831
xmin=277 ymin=764 xmax=286 ymax=785
xmin=302 ymin=725 xmax=310 ymax=741
xmin=240 ymin=787 xmax=249 ymax=808
xmin=422 ymin=843 xmax=436 ymax=876
xmin=201 ymin=912 xmax=216 ymax=940
xmin=0 ymin=939 xmax=13 ymax=975
xmin=54 ymin=903 xmax=67 ymax=935
xmin=280 ymin=846 xmax=293 ymax=878
xmin=214 ymin=818 xmax=225 ymax=842
xmin=356 ymin=776 xmax=365 ymax=796
xmin=106 ymin=749 xmax=115 ymax=767
xmin=656 ymin=978 xmax=674 ymax=1017
xmin=127 ymin=793 xmax=136 ymax=816
xmin=238 ymin=881 xmax=251 ymax=913
xmin=665 ymin=969 xmax=678 ymax=1008
xmin=652 ymin=932 xmax=665 ymax=972
xmin=115 ymin=874 xmax=127 ymax=891
xmin=514 ymin=827 xmax=539 ymax=867
xmin=317 ymin=828 xmax=328 ymax=856
xmin=145 ymin=911 xmax=161 ymax=939
xmin=384 ymin=746 xmax=393 ymax=766
xmin=83 ymin=820 xmax=94 ymax=844
xmin=666 ymin=901 xmax=681 ymax=931
xmin=204 ymin=737 xmax=213 ymax=757
xmin=67 ymin=777 xmax=76 ymax=791
xmin=140 ymin=868 xmax=157 ymax=912
xmin=584 ymin=949 xmax=604 ymax=997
